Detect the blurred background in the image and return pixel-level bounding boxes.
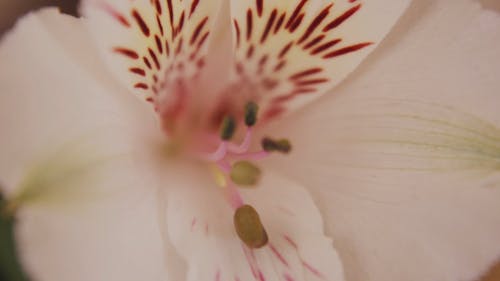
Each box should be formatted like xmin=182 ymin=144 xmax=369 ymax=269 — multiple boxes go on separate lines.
xmin=0 ymin=1 xmax=499 ymax=281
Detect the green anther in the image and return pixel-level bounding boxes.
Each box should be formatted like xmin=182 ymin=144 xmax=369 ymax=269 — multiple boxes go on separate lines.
xmin=261 ymin=137 xmax=292 ymax=154
xmin=220 ymin=116 xmax=237 ymax=140
xmin=234 ymin=205 xmax=268 ymax=249
xmin=230 ymin=161 xmax=261 ymax=186
xmin=244 ymin=102 xmax=259 ymax=127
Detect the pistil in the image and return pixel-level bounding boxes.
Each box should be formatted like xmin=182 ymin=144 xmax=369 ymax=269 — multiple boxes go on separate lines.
xmin=202 ymin=101 xmax=292 ymax=249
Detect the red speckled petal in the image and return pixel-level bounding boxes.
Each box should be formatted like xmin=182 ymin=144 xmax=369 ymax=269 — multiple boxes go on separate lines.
xmin=229 ymin=0 xmax=410 ymax=121
xmin=162 ymin=166 xmax=344 ymax=281
xmin=80 ymin=0 xmax=229 ymax=107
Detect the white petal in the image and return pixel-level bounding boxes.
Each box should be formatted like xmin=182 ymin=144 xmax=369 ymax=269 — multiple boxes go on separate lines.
xmin=163 ymin=164 xmax=344 ymax=281
xmin=0 ymin=9 xmax=169 ymax=281
xmin=80 ymin=0 xmax=233 ymax=107
xmin=264 ymin=1 xmax=500 ymax=281
xmin=228 ymin=0 xmax=411 ymax=121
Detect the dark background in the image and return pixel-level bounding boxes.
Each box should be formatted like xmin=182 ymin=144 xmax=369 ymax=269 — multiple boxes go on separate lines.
xmin=0 ymin=1 xmax=499 ymax=281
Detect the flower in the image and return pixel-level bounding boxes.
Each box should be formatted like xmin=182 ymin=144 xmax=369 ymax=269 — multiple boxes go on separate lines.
xmin=1 ymin=0 xmax=499 ymax=281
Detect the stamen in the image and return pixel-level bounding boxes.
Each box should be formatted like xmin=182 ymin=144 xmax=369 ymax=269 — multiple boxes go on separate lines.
xmin=228 ymin=127 xmax=253 ymax=153
xmin=261 ymin=137 xmax=292 ymax=153
xmin=220 ymin=116 xmax=237 ymax=140
xmin=232 ymin=150 xmax=270 ymax=161
xmin=230 ymin=161 xmax=261 ymax=186
xmin=234 ymin=204 xmax=268 ymax=249
xmin=201 ymin=141 xmax=228 ymax=162
xmin=244 ymin=102 xmax=259 ymax=127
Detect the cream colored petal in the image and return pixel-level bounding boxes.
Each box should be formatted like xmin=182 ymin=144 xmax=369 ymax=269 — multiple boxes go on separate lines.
xmin=162 ymin=163 xmax=344 ymax=281
xmin=0 ymin=9 xmax=170 ymax=281
xmin=228 ymin=0 xmax=411 ymax=120
xmin=80 ymin=0 xmax=233 ymax=109
xmin=262 ymin=1 xmax=500 ymax=281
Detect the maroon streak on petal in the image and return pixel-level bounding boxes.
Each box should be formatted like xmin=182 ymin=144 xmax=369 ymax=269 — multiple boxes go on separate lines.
xmin=303 ymin=34 xmax=325 ymax=50
xmin=310 ymin=38 xmax=342 ymax=55
xmin=190 ymin=0 xmax=200 ymax=18
xmin=113 ymin=47 xmax=139 ymax=59
xmin=129 ymin=67 xmax=146 ymax=76
xmin=289 ymin=67 xmax=323 ymax=80
xmin=289 ymin=13 xmax=304 ymax=33
xmin=286 ymin=0 xmax=308 ymax=29
xmin=323 ymin=4 xmax=361 ymax=32
xmin=256 ymin=0 xmax=264 ymax=17
xmin=322 ymin=42 xmax=373 ymax=59
xmin=100 ymin=3 xmax=130 ymax=27
xmin=134 ymin=82 xmax=149 ymax=89
xmin=297 ymin=4 xmax=332 ymax=44
xmin=247 ymin=9 xmax=254 ymax=41
xmin=234 ymin=20 xmax=241 ymax=48
xmin=190 ymin=16 xmax=209 ymax=45
xmin=274 ymin=13 xmax=286 ymax=34
xmin=131 ymin=9 xmax=150 ymax=37
xmin=278 ymin=41 xmax=294 ymax=58
xmin=261 ymin=9 xmax=277 ymax=43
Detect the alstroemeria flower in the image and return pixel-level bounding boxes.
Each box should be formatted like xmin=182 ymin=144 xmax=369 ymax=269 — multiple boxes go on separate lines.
xmin=1 ymin=0 xmax=500 ymax=280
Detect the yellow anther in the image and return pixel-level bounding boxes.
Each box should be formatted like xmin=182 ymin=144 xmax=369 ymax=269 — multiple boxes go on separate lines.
xmin=234 ymin=205 xmax=268 ymax=249
xmin=210 ymin=165 xmax=227 ymax=188
xmin=230 ymin=161 xmax=261 ymax=187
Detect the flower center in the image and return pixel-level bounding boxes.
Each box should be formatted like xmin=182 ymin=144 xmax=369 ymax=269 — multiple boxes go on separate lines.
xmin=168 ymin=100 xmax=291 ymax=248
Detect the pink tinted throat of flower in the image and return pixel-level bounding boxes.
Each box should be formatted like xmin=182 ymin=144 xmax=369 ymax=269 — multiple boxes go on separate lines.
xmin=191 ymin=101 xmax=291 ymax=249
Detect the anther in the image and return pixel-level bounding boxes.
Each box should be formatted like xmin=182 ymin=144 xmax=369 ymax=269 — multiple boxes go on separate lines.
xmin=230 ymin=161 xmax=261 ymax=186
xmin=220 ymin=116 xmax=237 ymax=140
xmin=234 ymin=204 xmax=268 ymax=249
xmin=261 ymin=137 xmax=292 ymax=154
xmin=244 ymin=102 xmax=259 ymax=127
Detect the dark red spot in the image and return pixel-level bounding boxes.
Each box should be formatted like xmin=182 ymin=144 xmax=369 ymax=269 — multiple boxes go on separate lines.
xmin=190 ymin=17 xmax=209 ymax=45
xmin=246 ymin=9 xmax=253 ymax=41
xmin=166 ymin=0 xmax=174 ymax=25
xmin=285 ymin=0 xmax=307 ymax=29
xmin=148 ymin=48 xmax=161 ymax=69
xmin=289 ymin=13 xmax=304 ymax=32
xmin=295 ymin=78 xmax=328 ymax=86
xmin=153 ymin=0 xmax=162 ymax=15
xmin=323 ymin=4 xmax=361 ymax=32
xmin=129 ymin=67 xmax=146 ymax=76
xmin=273 ymin=60 xmax=287 ymax=72
xmin=274 ymin=13 xmax=286 ymax=34
xmin=113 ymin=47 xmax=139 ymax=59
xmin=258 ymin=54 xmax=269 ymax=68
xmin=155 ymin=35 xmax=163 ymax=53
xmin=175 ymin=37 xmax=184 ymax=55
xmin=234 ymin=20 xmax=241 ymax=48
xmin=190 ymin=0 xmax=200 ymax=18
xmin=310 ymin=38 xmax=342 ymax=55
xmin=303 ymin=34 xmax=325 ymax=50
xmin=256 ymin=0 xmax=264 ymax=17
xmin=289 ymin=67 xmax=323 ymax=80
xmin=246 ymin=45 xmax=255 ymax=59
xmin=143 ymin=56 xmax=152 ymax=69
xmin=132 ymin=10 xmax=150 ymax=37
xmin=177 ymin=11 xmax=186 ymax=34
xmin=323 ymin=42 xmax=373 ymax=59
xmin=134 ymin=82 xmax=149 ymax=90
xmin=278 ymin=41 xmax=294 ymax=58
xmin=297 ymin=4 xmax=332 ymax=44
xmin=165 ymin=40 xmax=171 ymax=57
xmin=261 ymin=9 xmax=277 ymax=43
xmin=101 ymin=3 xmax=130 ymax=27
xmin=156 ymin=15 xmax=164 ymax=35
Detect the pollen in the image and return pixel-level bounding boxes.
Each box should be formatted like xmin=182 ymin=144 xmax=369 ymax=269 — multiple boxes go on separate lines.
xmin=234 ymin=204 xmax=268 ymax=249
xmin=230 ymin=161 xmax=261 ymax=186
